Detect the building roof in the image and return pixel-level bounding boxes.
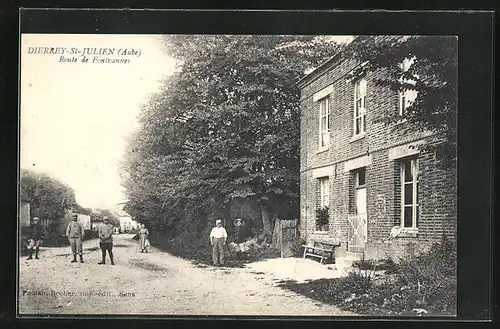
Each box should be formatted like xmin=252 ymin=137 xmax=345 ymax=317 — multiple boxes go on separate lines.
xmin=296 ymin=36 xmax=362 ymax=89
xmin=296 ymin=51 xmax=344 ymax=89
xmin=72 ymin=203 xmax=92 ymax=215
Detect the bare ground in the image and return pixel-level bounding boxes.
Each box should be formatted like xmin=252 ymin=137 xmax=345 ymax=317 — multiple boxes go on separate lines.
xmin=18 ymin=234 xmax=355 ymax=316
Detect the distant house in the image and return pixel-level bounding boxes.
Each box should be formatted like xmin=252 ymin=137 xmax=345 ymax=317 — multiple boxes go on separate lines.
xmin=59 ymin=204 xmax=92 ymax=236
xmin=119 ymin=216 xmax=138 ymax=232
xmin=297 ymin=36 xmax=457 ymax=261
xmin=91 ymin=219 xmax=104 ymax=231
xmin=76 ymin=213 xmax=91 ymax=230
xmin=19 ymin=189 xmax=31 ymax=227
xmin=109 ymin=203 xmax=138 ymax=232
xmin=91 ymin=212 xmax=104 ymax=231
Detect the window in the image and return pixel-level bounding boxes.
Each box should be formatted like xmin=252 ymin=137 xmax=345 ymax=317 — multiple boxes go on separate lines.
xmin=354 ymin=78 xmax=367 ymax=135
xmin=398 ymin=57 xmax=418 ymax=116
xmin=355 ymin=168 xmax=366 ymax=187
xmin=316 ymin=176 xmax=330 ymax=231
xmin=318 ymin=96 xmax=330 ymax=148
xmin=400 ymin=157 xmax=419 ymax=228
xmin=319 ymin=177 xmax=330 ymax=208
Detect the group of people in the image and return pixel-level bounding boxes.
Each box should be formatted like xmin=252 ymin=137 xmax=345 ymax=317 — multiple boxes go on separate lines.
xmin=25 ymin=213 xmax=246 ymax=267
xmin=25 ymin=213 xmax=151 ymax=264
xmin=209 ymin=218 xmax=250 ymax=266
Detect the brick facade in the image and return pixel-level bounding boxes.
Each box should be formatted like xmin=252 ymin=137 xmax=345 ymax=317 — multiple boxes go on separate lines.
xmin=298 ymin=45 xmax=457 ymax=260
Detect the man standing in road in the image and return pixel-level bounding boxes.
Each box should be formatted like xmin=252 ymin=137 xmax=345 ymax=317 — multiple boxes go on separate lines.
xmin=26 ymin=217 xmax=45 ymax=260
xmin=210 ymin=219 xmax=227 ymax=266
xmin=66 ymin=213 xmax=85 ymax=263
xmin=98 ymin=216 xmax=115 ymax=265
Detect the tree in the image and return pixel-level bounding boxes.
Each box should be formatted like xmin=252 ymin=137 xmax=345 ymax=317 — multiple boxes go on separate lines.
xmin=344 ymin=35 xmax=458 ymax=170
xmin=93 ymin=208 xmax=121 ymax=228
xmin=20 ymin=169 xmax=77 ymax=221
xmin=121 ymin=35 xmax=342 ymax=240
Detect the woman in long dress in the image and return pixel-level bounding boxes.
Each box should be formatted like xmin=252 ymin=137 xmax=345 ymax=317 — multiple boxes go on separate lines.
xmin=138 ymin=224 xmax=150 ymax=253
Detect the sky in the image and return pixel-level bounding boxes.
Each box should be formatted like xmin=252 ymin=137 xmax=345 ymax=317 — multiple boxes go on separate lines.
xmin=20 ymin=34 xmax=353 ymax=210
xmin=20 ymin=34 xmax=176 ymax=209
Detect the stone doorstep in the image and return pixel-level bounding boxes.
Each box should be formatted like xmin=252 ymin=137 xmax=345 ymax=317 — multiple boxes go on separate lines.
xmin=334 ymin=252 xmax=364 ymax=267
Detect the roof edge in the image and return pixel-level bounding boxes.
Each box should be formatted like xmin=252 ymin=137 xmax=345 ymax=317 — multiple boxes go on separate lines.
xmin=296 ymin=36 xmax=362 ymax=89
xmin=296 ymin=51 xmax=343 ymax=89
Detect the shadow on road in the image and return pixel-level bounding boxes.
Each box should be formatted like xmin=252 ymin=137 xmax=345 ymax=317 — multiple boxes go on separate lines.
xmin=128 ymin=258 xmax=169 ymax=272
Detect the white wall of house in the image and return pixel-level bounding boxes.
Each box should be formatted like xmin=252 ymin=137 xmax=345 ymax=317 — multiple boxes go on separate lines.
xmin=20 ymin=202 xmax=31 ymax=227
xmin=78 ymin=214 xmax=91 ymax=230
xmin=120 ymin=216 xmax=138 ymax=231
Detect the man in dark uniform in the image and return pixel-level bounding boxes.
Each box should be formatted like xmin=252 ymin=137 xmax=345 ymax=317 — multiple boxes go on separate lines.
xmin=66 ymin=213 xmax=85 ymax=263
xmin=26 ymin=217 xmax=45 ymax=260
xmin=98 ymin=216 xmax=115 ymax=265
xmin=232 ymin=218 xmax=249 ymax=260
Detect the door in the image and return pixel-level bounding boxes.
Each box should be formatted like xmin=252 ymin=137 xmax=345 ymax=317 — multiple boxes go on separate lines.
xmin=348 ymin=185 xmax=367 ymax=253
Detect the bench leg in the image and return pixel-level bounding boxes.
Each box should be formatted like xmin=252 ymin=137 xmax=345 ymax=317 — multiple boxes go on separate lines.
xmin=303 ymin=247 xmax=307 ymax=259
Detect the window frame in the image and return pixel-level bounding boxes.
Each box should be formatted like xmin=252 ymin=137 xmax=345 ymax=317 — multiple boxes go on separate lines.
xmin=319 ymin=176 xmax=330 ymax=209
xmin=400 ymin=157 xmax=419 ymax=229
xmin=353 ymin=77 xmax=367 ymax=136
xmin=398 ymin=57 xmax=418 ymax=117
xmin=354 ymin=167 xmax=366 ymax=189
xmin=318 ymin=96 xmax=330 ymax=149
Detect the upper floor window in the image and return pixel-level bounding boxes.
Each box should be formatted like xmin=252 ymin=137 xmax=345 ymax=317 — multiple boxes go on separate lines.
xmin=398 ymin=57 xmax=418 ymax=117
xmin=318 ymin=96 xmax=330 ymax=149
xmin=354 ymin=78 xmax=367 ymax=135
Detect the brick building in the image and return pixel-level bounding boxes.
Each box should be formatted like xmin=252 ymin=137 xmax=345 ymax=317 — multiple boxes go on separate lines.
xmin=298 ymin=38 xmax=457 ymax=261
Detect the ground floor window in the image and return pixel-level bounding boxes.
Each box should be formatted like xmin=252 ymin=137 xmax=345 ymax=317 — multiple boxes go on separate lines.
xmin=316 ymin=176 xmax=330 ymax=230
xmin=400 ymin=157 xmax=419 ymax=228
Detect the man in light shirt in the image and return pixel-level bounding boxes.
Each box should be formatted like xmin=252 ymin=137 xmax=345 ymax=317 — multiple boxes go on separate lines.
xmin=210 ymin=219 xmax=227 ymax=266
xmin=66 ymin=213 xmax=85 ymax=263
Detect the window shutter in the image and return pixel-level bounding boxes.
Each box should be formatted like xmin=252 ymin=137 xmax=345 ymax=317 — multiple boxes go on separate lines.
xmin=395 ymin=89 xmax=400 ymax=115
xmin=393 ymin=161 xmax=401 ymax=226
xmin=316 ymin=179 xmax=321 ymax=210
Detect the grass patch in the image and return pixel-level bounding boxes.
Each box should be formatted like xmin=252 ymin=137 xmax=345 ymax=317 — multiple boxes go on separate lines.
xmin=278 ymin=238 xmax=457 ymax=317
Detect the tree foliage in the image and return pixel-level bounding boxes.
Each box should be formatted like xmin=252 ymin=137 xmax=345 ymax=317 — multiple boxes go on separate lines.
xmin=344 ymin=35 xmax=458 ymax=169
xmin=92 ymin=208 xmax=121 ymax=227
xmin=121 ymin=35 xmax=342 ymax=236
xmin=20 ymin=169 xmax=77 ymax=221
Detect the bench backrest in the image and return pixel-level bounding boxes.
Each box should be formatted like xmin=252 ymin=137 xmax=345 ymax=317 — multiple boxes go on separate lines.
xmin=313 ymin=241 xmax=335 ymax=251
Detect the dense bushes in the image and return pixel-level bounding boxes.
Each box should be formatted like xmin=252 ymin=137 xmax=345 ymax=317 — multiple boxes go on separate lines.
xmin=279 ymin=237 xmax=457 ymax=316
xmin=289 ymin=236 xmax=306 ymax=257
xmin=393 ymin=237 xmax=457 ymax=314
xmin=149 ymin=222 xmax=215 ymax=264
xmin=149 ymin=221 xmax=281 ymax=266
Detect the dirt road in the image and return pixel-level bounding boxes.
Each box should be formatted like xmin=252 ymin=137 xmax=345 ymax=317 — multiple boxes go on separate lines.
xmin=18 ymin=234 xmax=354 ymax=316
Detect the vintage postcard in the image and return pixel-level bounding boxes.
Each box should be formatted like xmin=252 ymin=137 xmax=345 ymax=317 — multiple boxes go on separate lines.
xmin=18 ymin=29 xmax=459 ymax=317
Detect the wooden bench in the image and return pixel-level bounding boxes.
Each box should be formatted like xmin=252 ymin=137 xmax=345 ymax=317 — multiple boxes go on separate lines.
xmin=302 ymin=241 xmax=340 ymax=264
